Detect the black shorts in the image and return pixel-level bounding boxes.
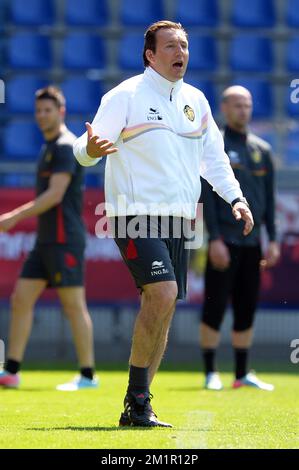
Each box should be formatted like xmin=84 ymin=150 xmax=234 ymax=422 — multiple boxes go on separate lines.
xmin=112 ymin=216 xmax=191 ymax=300
xmin=201 ymin=244 xmax=261 ymax=331
xmin=20 ymin=243 xmax=85 ymax=288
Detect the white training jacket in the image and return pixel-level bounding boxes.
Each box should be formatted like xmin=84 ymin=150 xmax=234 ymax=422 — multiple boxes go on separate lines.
xmin=73 ymin=66 xmax=243 ymax=218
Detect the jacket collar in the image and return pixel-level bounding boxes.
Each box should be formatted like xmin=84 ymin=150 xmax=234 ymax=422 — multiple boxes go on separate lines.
xmin=144 ymin=66 xmax=183 ymax=100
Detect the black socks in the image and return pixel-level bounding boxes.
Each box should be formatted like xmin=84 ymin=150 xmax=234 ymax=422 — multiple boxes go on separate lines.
xmin=127 ymin=365 xmax=149 ymax=394
xmin=80 ymin=367 xmax=94 ymax=380
xmin=234 ymin=348 xmax=248 ymax=379
xmin=5 ymin=359 xmax=21 ymax=375
xmin=202 ymin=348 xmax=216 ymax=375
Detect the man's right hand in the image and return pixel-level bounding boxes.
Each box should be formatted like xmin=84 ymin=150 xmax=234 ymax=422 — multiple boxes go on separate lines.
xmin=208 ymin=239 xmax=230 ymax=271
xmin=86 ymin=122 xmax=118 ymax=158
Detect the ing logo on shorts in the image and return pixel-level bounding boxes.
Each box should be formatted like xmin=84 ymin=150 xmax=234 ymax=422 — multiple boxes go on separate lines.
xmin=151 ymin=260 xmax=169 ymax=276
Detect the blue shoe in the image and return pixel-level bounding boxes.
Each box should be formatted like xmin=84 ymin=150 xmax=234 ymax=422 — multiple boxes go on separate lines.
xmin=56 ymin=375 xmax=99 ymax=391
xmin=233 ymin=372 xmax=274 ymax=391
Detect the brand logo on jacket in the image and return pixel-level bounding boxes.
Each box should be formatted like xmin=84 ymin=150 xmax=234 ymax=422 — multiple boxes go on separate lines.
xmin=227 ymin=150 xmax=240 ymax=164
xmin=147 ymin=107 xmax=163 ymax=121
xmin=183 ymin=105 xmax=195 ymax=121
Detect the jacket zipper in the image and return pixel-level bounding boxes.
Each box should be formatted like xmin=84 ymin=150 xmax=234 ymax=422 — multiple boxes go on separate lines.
xmin=170 ymin=87 xmax=174 ymax=102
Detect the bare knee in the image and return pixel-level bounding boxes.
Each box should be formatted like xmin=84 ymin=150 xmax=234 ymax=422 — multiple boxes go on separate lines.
xmin=62 ymin=302 xmax=80 ymax=318
xmin=143 ymin=281 xmax=178 ymax=317
xmin=61 ymin=299 xmax=88 ymax=319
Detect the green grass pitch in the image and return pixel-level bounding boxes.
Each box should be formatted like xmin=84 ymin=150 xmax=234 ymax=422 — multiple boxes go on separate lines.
xmin=0 ymin=363 xmax=298 ymax=449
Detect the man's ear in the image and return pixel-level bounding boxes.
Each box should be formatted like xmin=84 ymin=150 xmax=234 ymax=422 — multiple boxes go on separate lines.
xmin=60 ymin=106 xmax=66 ymax=119
xmin=145 ymin=49 xmax=155 ymax=65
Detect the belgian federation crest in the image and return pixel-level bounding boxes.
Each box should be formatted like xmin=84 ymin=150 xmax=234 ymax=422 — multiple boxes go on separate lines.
xmin=184 ymin=105 xmax=195 ymax=121
xmin=251 ymin=149 xmax=262 ymax=163
xmin=45 ymin=152 xmax=52 ymax=162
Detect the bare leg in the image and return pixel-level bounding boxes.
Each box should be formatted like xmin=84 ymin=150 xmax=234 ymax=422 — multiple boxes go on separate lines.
xmin=148 ymin=303 xmax=176 ymax=385
xmin=8 ymin=278 xmax=47 ymax=361
xmin=232 ymin=328 xmax=254 ymax=348
xmin=129 ymin=281 xmax=178 ymax=385
xmin=200 ymin=322 xmax=221 ymax=349
xmin=57 ymin=287 xmax=95 ymax=367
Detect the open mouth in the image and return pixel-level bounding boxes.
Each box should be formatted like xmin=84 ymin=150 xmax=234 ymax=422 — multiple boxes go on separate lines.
xmin=173 ymin=61 xmax=184 ymax=69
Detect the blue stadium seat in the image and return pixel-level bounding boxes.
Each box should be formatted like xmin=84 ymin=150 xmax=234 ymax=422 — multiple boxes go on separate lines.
xmin=63 ymin=34 xmax=106 ymax=70
xmin=0 ymin=0 xmax=6 ymax=32
xmin=184 ymin=75 xmax=217 ymax=111
xmin=286 ymin=0 xmax=299 ymax=27
xmin=174 ymin=0 xmax=219 ymax=27
xmin=65 ymin=0 xmax=108 ymax=26
xmin=120 ymin=0 xmax=164 ymax=25
xmin=10 ymin=0 xmax=55 ymax=25
xmin=231 ymin=0 xmax=276 ymax=27
xmin=250 ymin=122 xmax=278 ymax=154
xmin=230 ymin=36 xmax=273 ymax=72
xmin=85 ymin=173 xmax=101 ymax=188
xmin=3 ymin=120 xmax=43 ymax=160
xmin=187 ymin=35 xmax=218 ymax=71
xmin=285 ymin=128 xmax=299 ymax=166
xmin=61 ymin=78 xmax=103 ymax=114
xmin=286 ymin=81 xmax=299 ymax=116
xmin=7 ymin=33 xmax=52 ymax=69
xmin=232 ymin=78 xmax=274 ymax=118
xmin=1 ymin=173 xmax=36 ymax=187
xmin=286 ymin=37 xmax=299 ymax=72
xmin=66 ymin=119 xmax=87 ymax=137
xmin=6 ymin=76 xmax=48 ymax=113
xmin=118 ymin=33 xmax=144 ymax=70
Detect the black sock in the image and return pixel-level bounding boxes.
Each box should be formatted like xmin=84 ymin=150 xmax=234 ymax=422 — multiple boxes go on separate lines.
xmin=202 ymin=348 xmax=216 ymax=375
xmin=80 ymin=367 xmax=94 ymax=380
xmin=234 ymin=348 xmax=248 ymax=379
xmin=5 ymin=359 xmax=21 ymax=375
xmin=127 ymin=365 xmax=149 ymax=394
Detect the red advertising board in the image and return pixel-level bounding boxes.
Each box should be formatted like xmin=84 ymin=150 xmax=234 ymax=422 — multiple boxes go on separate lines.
xmin=0 ymin=189 xmax=299 ymax=305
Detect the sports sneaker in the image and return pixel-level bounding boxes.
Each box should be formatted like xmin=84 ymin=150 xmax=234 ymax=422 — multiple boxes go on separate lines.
xmin=233 ymin=372 xmax=274 ymax=391
xmin=0 ymin=370 xmax=20 ymax=388
xmin=56 ymin=375 xmax=99 ymax=391
xmin=204 ymin=372 xmax=223 ymax=391
xmin=119 ymin=391 xmax=172 ymax=427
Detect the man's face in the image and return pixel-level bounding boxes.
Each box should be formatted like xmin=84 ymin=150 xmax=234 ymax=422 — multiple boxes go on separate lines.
xmin=146 ymin=28 xmax=189 ymax=82
xmin=35 ymin=99 xmax=64 ymax=133
xmin=221 ymin=94 xmax=253 ymax=129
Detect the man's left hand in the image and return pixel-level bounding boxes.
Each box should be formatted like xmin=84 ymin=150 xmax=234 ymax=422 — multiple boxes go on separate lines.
xmin=232 ymin=202 xmax=254 ymax=236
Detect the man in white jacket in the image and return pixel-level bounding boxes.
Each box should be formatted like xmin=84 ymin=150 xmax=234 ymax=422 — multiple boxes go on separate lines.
xmin=73 ymin=20 xmax=254 ymax=428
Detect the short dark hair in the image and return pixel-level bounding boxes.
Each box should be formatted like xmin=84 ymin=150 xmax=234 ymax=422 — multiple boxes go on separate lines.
xmin=35 ymin=86 xmax=65 ymax=108
xmin=143 ymin=20 xmax=188 ymax=67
